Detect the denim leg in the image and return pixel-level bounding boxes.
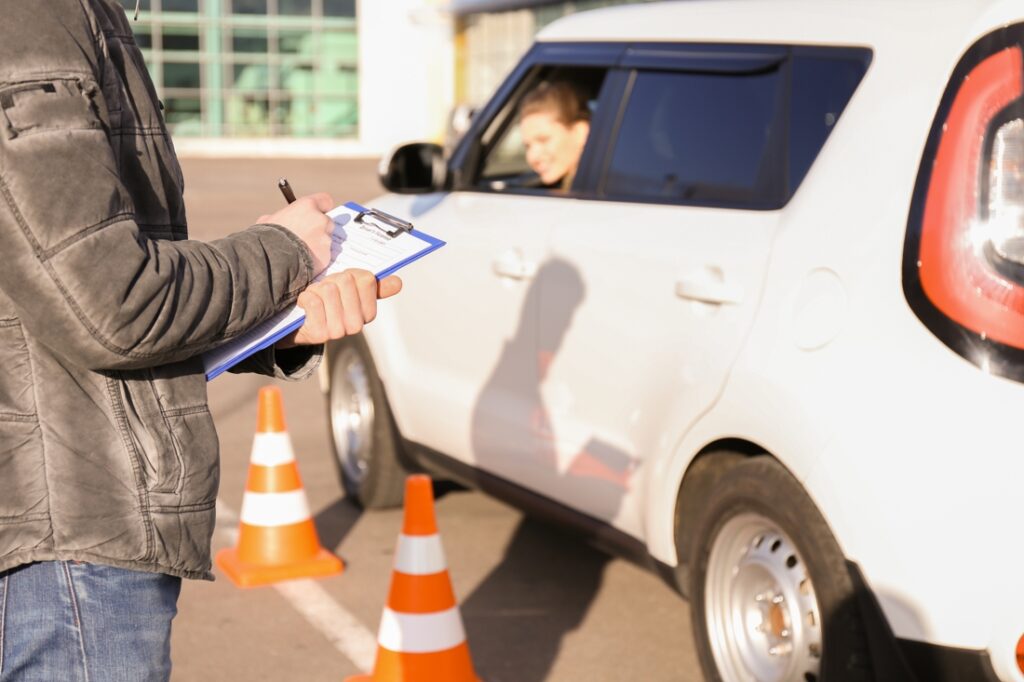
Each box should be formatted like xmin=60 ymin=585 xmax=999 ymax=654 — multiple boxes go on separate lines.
xmin=0 ymin=562 xmax=181 ymax=682
xmin=0 ymin=570 xmax=7 ymax=676
xmin=0 ymin=561 xmax=89 ymax=682
xmin=69 ymin=562 xmax=182 ymax=682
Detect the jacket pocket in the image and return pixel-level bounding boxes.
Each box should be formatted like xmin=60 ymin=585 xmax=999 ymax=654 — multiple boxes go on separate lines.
xmin=118 ymin=371 xmax=183 ymax=495
xmin=116 ymin=357 xmax=218 ymax=501
xmin=153 ymin=358 xmax=220 ymax=505
xmin=0 ymin=78 xmax=104 ymax=141
xmin=0 ymin=318 xmax=35 ymax=419
xmin=161 ymin=405 xmax=219 ymax=506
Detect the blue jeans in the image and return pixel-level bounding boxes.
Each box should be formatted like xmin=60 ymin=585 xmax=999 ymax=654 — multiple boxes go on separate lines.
xmin=0 ymin=561 xmax=181 ymax=682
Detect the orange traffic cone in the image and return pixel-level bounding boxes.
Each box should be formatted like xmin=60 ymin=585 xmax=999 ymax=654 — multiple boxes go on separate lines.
xmin=347 ymin=475 xmax=479 ymax=682
xmin=215 ymin=386 xmax=344 ymax=588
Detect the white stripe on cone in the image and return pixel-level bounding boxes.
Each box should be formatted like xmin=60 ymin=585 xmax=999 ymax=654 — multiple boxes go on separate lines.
xmin=394 ymin=534 xmax=447 ymax=575
xmin=377 ymin=606 xmax=467 ymax=654
xmin=250 ymin=432 xmax=296 ymax=466
xmin=239 ymin=490 xmax=311 ymax=527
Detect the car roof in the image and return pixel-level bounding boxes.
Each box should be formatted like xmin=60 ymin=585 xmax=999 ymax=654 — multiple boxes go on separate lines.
xmin=536 ymin=0 xmax=1024 ymax=49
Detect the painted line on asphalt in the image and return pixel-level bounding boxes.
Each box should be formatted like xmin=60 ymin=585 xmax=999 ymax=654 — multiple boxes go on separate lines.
xmin=215 ymin=499 xmax=378 ymax=673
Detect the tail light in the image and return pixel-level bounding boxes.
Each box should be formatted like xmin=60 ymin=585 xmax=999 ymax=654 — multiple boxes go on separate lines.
xmin=904 ymin=29 xmax=1024 ymax=381
xmin=1017 ymin=632 xmax=1024 ymax=674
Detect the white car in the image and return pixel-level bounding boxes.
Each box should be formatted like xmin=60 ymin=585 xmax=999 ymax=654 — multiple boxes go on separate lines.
xmin=324 ymin=2 xmax=1024 ymax=680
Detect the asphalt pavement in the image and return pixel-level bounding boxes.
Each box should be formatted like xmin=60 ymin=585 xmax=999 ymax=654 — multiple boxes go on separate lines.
xmin=171 ymin=157 xmax=701 ymax=682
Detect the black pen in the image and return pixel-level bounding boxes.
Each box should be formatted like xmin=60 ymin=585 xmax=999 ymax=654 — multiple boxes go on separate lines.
xmin=278 ymin=177 xmax=296 ymax=204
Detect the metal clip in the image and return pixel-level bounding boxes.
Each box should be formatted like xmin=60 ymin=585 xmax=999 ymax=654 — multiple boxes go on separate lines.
xmin=355 ymin=208 xmax=414 ymax=238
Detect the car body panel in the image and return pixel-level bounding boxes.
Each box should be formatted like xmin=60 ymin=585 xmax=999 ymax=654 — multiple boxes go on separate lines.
xmin=363 ymin=191 xmax=552 ymax=478
xmin=539 ymin=201 xmax=778 ymax=536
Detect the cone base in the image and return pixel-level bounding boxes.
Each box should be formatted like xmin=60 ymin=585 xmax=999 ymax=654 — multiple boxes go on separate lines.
xmin=343 ymin=644 xmax=480 ymax=682
xmin=215 ymin=546 xmax=343 ymax=588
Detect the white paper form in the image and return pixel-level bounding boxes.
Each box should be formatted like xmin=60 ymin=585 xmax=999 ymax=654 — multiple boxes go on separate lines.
xmin=202 ymin=202 xmax=444 ymax=380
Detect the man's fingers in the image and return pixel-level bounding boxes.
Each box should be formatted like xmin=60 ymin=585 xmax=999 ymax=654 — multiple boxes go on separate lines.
xmin=314 ymin=282 xmax=347 ymax=339
xmin=350 ymin=270 xmax=379 ymax=322
xmin=333 ymin=273 xmax=367 ymax=334
xmin=284 ymin=267 xmax=402 ymax=347
xmin=307 ymin=192 xmax=335 ymax=213
xmin=377 ymin=275 xmax=403 ymax=299
xmin=296 ymin=290 xmax=326 ymax=339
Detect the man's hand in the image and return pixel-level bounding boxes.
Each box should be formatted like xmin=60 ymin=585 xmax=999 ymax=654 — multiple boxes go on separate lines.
xmin=256 ymin=193 xmax=336 ymax=273
xmin=277 ymin=269 xmax=403 ymax=348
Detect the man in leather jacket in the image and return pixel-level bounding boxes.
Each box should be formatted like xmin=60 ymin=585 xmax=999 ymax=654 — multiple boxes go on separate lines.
xmin=0 ymin=1 xmax=400 ymax=679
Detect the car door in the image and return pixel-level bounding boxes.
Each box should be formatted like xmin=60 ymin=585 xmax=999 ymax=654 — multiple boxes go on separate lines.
xmin=369 ymin=51 xmax=618 ymax=480
xmin=368 ymin=189 xmax=553 ymax=474
xmin=532 ymin=50 xmax=793 ymax=534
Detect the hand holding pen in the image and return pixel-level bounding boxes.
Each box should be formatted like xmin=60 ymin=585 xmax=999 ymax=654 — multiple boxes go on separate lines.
xmin=255 ymin=179 xmax=335 ymax=273
xmin=260 ymin=179 xmax=403 ymax=349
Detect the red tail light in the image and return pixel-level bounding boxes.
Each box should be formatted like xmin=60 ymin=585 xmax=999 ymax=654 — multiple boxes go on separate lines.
xmin=919 ymin=47 xmax=1024 ymax=344
xmin=905 ymin=29 xmax=1024 ymax=380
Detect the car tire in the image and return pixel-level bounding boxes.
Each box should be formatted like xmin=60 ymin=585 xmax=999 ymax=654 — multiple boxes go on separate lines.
xmin=325 ymin=334 xmax=407 ymax=509
xmin=688 ymin=456 xmax=872 ymax=682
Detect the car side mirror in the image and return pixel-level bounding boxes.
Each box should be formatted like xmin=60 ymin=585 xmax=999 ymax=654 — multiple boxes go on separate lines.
xmin=378 ymin=142 xmax=448 ymax=194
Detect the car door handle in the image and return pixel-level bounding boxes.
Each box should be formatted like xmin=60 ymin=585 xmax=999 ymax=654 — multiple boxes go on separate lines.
xmin=675 ymin=275 xmax=744 ymax=304
xmin=492 ymin=250 xmax=537 ymax=280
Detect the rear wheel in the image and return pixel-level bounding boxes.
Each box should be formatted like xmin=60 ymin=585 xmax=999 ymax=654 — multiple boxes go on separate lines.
xmin=688 ymin=457 xmax=871 ymax=682
xmin=326 ymin=335 xmax=407 ymax=509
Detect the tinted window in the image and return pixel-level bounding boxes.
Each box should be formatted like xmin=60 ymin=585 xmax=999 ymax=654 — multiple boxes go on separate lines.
xmin=789 ymin=54 xmax=869 ymax=195
xmin=230 ymin=0 xmax=266 ymax=13
xmin=603 ymin=68 xmax=784 ymax=206
xmin=164 ymin=62 xmax=201 ymax=89
xmin=324 ymin=0 xmax=355 ymax=16
xmin=163 ymin=0 xmax=198 ymax=11
xmin=232 ymin=30 xmax=268 ymax=53
xmin=163 ymin=29 xmax=200 ymax=52
xmin=279 ymin=0 xmax=312 ymax=15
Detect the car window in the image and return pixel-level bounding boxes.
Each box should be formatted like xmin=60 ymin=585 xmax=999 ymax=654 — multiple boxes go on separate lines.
xmin=482 ymin=120 xmax=529 ymax=182
xmin=789 ymin=53 xmax=870 ymax=196
xmin=454 ymin=44 xmax=869 ymax=205
xmin=603 ymin=68 xmax=785 ymax=206
xmin=475 ymin=66 xmax=608 ymax=193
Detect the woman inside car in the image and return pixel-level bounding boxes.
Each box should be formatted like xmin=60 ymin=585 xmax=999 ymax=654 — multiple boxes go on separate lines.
xmin=518 ymin=80 xmax=592 ymax=192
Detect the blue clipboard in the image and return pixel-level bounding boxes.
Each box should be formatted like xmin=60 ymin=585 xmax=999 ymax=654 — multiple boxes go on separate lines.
xmin=203 ymin=202 xmax=444 ymax=380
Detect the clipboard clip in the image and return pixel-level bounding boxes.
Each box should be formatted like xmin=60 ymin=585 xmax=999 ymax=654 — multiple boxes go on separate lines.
xmin=355 ymin=208 xmax=414 ymax=238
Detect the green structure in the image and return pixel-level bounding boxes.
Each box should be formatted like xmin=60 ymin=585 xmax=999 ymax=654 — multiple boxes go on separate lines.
xmin=122 ymin=0 xmax=357 ymax=137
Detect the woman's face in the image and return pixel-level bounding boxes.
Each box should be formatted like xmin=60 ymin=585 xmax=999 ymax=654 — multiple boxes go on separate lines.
xmin=520 ymin=110 xmax=590 ymax=186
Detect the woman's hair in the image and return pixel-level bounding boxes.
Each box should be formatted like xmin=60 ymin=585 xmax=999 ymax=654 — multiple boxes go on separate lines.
xmin=518 ymin=81 xmax=591 ymax=125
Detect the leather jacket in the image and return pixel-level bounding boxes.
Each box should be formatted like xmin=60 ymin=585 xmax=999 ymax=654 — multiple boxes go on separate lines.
xmin=0 ymin=0 xmax=319 ymax=579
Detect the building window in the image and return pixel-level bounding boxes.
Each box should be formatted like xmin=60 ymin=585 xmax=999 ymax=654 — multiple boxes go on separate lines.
xmin=230 ymin=0 xmax=266 ymax=14
xmin=119 ymin=0 xmax=358 ymax=138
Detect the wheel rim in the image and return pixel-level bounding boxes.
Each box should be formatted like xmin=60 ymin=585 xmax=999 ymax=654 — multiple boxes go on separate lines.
xmin=704 ymin=512 xmax=823 ymax=682
xmin=329 ymin=346 xmax=375 ymax=488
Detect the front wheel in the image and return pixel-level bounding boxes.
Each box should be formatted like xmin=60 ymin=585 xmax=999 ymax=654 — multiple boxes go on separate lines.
xmin=325 ymin=335 xmax=407 ymax=509
xmin=688 ymin=457 xmax=872 ymax=682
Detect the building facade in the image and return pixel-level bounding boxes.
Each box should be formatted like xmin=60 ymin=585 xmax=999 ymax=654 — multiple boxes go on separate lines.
xmin=454 ymin=0 xmax=656 ymax=107
xmin=120 ymin=0 xmax=652 ymax=155
xmin=123 ymin=0 xmax=358 ymax=139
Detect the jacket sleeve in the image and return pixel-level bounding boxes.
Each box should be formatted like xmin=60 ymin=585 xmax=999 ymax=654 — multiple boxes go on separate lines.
xmin=231 ymin=344 xmax=324 ymax=380
xmin=0 ymin=9 xmax=314 ymax=371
